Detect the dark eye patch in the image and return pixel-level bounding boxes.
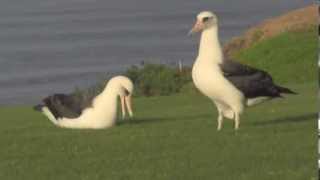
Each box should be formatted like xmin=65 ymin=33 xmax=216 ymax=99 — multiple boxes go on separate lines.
xmin=202 ymin=17 xmax=210 ymax=22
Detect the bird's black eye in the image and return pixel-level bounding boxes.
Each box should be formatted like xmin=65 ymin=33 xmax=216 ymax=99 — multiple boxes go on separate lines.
xmin=202 ymin=17 xmax=210 ymax=22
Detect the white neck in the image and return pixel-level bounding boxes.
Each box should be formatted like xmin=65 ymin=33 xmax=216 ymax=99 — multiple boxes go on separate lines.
xmin=90 ymin=83 xmax=119 ymax=123
xmin=98 ymin=84 xmax=119 ymax=112
xmin=197 ymin=25 xmax=223 ymax=64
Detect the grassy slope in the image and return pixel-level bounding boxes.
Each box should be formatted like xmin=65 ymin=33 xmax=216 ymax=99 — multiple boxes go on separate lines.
xmin=235 ymin=28 xmax=317 ymax=84
xmin=0 ymin=26 xmax=317 ymax=180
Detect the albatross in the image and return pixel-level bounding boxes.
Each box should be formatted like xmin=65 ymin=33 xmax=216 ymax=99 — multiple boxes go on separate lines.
xmin=189 ymin=11 xmax=296 ymax=130
xmin=34 ymin=76 xmax=134 ymax=129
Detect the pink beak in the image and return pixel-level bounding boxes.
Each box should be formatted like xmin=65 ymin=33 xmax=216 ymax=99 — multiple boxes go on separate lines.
xmin=188 ymin=20 xmax=204 ymax=35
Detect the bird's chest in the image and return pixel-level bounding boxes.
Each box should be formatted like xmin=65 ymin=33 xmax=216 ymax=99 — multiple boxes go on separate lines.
xmin=192 ymin=62 xmax=227 ymax=97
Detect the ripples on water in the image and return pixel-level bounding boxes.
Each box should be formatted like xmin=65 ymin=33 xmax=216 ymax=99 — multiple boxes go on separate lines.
xmin=0 ymin=0 xmax=312 ymax=104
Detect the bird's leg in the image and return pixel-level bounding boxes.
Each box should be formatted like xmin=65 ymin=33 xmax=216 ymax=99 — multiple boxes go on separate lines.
xmin=125 ymin=95 xmax=133 ymax=118
xmin=234 ymin=112 xmax=240 ymax=130
xmin=120 ymin=96 xmax=126 ymax=119
xmin=217 ymin=110 xmax=223 ymax=131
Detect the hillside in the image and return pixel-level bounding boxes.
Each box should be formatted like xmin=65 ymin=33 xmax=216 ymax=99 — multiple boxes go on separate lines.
xmin=224 ymin=5 xmax=317 ymax=57
xmin=235 ymin=27 xmax=316 ymax=84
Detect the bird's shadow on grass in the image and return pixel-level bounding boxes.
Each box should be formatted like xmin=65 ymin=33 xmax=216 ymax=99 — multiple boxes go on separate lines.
xmin=250 ymin=113 xmax=317 ymax=126
xmin=117 ymin=114 xmax=211 ymax=126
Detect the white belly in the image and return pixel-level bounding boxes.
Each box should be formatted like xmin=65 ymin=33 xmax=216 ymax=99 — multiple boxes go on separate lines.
xmin=192 ymin=61 xmax=244 ymax=114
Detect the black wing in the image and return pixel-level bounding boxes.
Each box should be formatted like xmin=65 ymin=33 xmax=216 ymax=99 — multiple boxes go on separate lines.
xmin=219 ymin=60 xmax=282 ymax=98
xmin=43 ymin=94 xmax=84 ymax=119
xmin=219 ymin=59 xmax=261 ymax=77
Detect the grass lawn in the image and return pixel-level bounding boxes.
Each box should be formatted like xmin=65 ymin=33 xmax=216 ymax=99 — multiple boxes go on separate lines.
xmin=0 ymin=82 xmax=317 ymax=180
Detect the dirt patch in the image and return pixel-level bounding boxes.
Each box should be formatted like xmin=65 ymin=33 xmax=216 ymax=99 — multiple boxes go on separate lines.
xmin=223 ymin=5 xmax=318 ymax=57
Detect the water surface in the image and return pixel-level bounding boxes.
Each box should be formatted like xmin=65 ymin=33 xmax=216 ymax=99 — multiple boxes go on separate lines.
xmin=0 ymin=0 xmax=313 ymax=104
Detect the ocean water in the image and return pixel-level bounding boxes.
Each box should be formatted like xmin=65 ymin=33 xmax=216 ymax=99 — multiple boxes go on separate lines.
xmin=0 ymin=0 xmax=313 ymax=104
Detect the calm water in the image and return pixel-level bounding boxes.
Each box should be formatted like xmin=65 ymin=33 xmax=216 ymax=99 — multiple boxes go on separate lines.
xmin=0 ymin=0 xmax=313 ymax=104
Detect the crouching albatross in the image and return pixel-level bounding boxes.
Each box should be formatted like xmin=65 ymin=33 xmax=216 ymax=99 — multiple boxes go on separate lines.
xmin=34 ymin=76 xmax=134 ymax=129
xmin=189 ymin=11 xmax=296 ymax=130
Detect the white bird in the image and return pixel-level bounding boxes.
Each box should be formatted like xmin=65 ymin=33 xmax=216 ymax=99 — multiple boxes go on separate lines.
xmin=190 ymin=11 xmax=296 ymax=130
xmin=34 ymin=76 xmax=134 ymax=129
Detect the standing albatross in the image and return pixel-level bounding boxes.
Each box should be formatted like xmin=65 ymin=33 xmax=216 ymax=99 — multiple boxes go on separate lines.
xmin=190 ymin=11 xmax=296 ymax=130
xmin=34 ymin=76 xmax=134 ymax=129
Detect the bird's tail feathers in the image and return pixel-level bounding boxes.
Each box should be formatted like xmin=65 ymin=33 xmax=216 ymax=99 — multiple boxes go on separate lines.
xmin=33 ymin=104 xmax=45 ymax=112
xmin=42 ymin=107 xmax=58 ymax=124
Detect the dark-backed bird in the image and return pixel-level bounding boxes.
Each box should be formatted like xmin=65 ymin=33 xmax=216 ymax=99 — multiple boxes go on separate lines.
xmin=34 ymin=76 xmax=134 ymax=129
xmin=189 ymin=11 xmax=296 ymax=130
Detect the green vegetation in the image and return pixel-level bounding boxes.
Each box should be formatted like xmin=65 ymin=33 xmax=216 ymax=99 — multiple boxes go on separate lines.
xmin=235 ymin=27 xmax=317 ymax=84
xmin=71 ymin=64 xmax=192 ymax=99
xmin=125 ymin=64 xmax=191 ymax=96
xmin=0 ymin=82 xmax=316 ymax=180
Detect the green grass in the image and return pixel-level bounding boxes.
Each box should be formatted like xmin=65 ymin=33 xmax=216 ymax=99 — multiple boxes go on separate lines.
xmin=235 ymin=27 xmax=317 ymax=84
xmin=0 ymin=82 xmax=317 ymax=180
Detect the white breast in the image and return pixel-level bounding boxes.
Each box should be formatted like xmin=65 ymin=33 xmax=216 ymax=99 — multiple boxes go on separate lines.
xmin=192 ymin=58 xmax=245 ymax=114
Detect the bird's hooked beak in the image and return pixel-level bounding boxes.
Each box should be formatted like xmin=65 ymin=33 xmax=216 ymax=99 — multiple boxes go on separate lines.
xmin=125 ymin=95 xmax=133 ymax=118
xmin=120 ymin=94 xmax=133 ymax=119
xmin=188 ymin=20 xmax=204 ymax=35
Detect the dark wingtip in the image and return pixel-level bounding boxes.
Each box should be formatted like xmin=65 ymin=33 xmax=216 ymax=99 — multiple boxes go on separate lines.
xmin=33 ymin=104 xmax=44 ymax=112
xmin=290 ymin=91 xmax=298 ymax=95
xmin=277 ymin=86 xmax=298 ymax=95
xmin=284 ymin=89 xmax=298 ymax=95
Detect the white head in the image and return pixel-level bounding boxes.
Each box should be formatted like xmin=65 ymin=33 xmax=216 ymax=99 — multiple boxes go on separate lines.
xmin=106 ymin=76 xmax=133 ymax=94
xmin=106 ymin=76 xmax=134 ymax=119
xmin=189 ymin=11 xmax=218 ymax=34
